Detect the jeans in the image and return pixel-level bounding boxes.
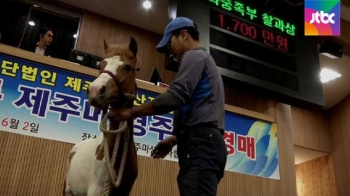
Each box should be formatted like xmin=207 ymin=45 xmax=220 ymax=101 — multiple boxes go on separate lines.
xmin=176 ymin=125 xmax=227 ymax=196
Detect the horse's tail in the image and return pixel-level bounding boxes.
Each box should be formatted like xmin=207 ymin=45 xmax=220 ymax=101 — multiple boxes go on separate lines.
xmin=62 ymin=177 xmax=67 ymax=196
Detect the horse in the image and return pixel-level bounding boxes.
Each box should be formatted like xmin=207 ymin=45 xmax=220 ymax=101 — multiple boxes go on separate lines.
xmin=63 ymin=36 xmax=139 ymax=196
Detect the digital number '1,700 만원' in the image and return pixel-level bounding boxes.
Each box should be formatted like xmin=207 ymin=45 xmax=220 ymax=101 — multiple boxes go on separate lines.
xmin=216 ymin=13 xmax=290 ymax=53
xmin=219 ymin=14 xmax=257 ymax=39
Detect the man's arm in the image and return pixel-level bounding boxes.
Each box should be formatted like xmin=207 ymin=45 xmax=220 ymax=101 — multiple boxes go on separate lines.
xmin=131 ymin=50 xmax=207 ymax=118
xmin=171 ymin=109 xmax=180 ymax=139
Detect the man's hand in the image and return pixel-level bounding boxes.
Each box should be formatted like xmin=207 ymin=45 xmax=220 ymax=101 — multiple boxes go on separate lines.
xmin=108 ymin=108 xmax=133 ymax=122
xmin=151 ymin=135 xmax=177 ymax=159
xmin=108 ymin=102 xmax=156 ymax=123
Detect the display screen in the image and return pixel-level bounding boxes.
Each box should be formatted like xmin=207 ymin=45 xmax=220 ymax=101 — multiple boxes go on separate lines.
xmin=208 ymin=7 xmax=299 ymax=91
xmin=209 ymin=28 xmax=297 ymax=72
xmin=199 ymin=0 xmax=298 ymax=37
xmin=210 ymin=9 xmax=296 ymax=55
xmin=210 ymin=46 xmax=299 ymax=91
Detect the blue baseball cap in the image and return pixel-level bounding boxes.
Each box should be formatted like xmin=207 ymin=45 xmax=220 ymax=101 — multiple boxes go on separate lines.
xmin=156 ymin=17 xmax=196 ymax=53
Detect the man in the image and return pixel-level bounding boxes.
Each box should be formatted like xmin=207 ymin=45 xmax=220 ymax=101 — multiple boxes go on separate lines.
xmin=111 ymin=17 xmax=227 ymax=196
xmin=22 ymin=28 xmax=55 ymax=57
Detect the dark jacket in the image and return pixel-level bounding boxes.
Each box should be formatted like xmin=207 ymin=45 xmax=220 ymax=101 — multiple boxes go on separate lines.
xmin=20 ymin=42 xmax=56 ymax=58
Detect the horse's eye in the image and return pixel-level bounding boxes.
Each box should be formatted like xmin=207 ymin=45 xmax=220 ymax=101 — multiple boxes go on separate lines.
xmin=124 ymin=65 xmax=132 ymax=72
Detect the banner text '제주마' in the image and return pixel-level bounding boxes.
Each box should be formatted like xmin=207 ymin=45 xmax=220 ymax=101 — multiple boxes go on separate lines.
xmin=12 ymin=85 xmax=100 ymax=123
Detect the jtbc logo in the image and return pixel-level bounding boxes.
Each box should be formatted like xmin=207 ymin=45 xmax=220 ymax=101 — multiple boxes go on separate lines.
xmin=310 ymin=11 xmax=335 ymax=24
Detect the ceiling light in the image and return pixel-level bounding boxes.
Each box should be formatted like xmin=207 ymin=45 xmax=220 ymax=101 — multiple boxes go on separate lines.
xmin=28 ymin=21 xmax=35 ymax=26
xmin=320 ymin=68 xmax=341 ymax=83
xmin=143 ymin=0 xmax=151 ymax=9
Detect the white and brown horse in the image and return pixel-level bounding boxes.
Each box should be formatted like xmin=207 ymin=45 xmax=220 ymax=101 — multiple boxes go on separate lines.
xmin=63 ymin=37 xmax=139 ymax=196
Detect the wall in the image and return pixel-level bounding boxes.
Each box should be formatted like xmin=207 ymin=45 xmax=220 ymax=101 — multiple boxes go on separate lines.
xmin=328 ymin=94 xmax=350 ymax=196
xmin=291 ymin=100 xmax=337 ymax=196
xmin=224 ymin=87 xmax=275 ymax=116
xmin=296 ymin=155 xmax=337 ymax=196
xmin=291 ymin=106 xmax=332 ymax=152
xmin=0 ymin=132 xmax=72 ymax=196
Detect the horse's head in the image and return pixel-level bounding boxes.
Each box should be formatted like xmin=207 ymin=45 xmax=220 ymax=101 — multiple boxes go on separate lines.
xmin=87 ymin=36 xmax=138 ymax=110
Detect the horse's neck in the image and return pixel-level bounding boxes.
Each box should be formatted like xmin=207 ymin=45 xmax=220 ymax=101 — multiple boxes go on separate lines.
xmin=109 ymin=120 xmax=121 ymax=131
xmin=108 ymin=104 xmax=134 ymax=131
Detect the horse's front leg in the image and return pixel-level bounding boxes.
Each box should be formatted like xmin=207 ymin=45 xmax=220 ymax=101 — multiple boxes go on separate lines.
xmin=88 ymin=146 xmax=109 ymax=196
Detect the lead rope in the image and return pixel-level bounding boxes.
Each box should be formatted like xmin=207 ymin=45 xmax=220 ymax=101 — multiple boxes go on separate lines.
xmin=99 ymin=112 xmax=130 ymax=196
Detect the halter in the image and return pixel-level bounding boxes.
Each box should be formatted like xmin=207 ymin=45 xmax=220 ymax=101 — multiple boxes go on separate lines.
xmin=100 ymin=70 xmax=137 ymax=108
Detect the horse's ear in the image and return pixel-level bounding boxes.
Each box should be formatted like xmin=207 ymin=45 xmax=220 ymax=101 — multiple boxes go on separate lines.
xmin=103 ymin=39 xmax=109 ymax=52
xmin=129 ymin=36 xmax=138 ymax=57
